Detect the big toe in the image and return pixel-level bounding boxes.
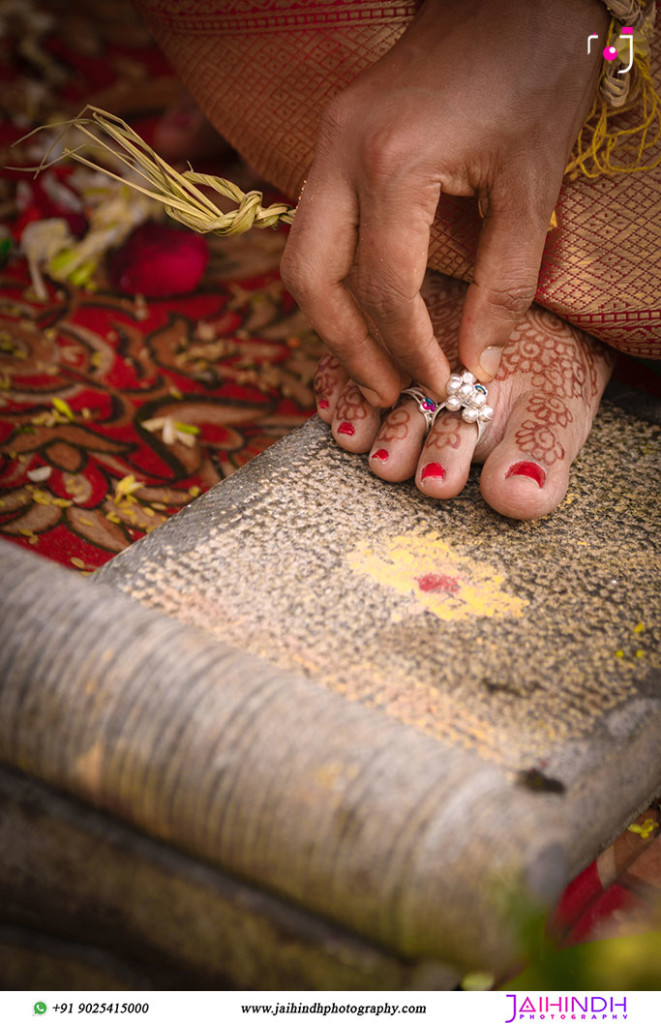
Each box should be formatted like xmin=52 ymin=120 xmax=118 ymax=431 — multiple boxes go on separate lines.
xmin=332 ymin=381 xmax=381 ymax=452
xmin=479 ymin=391 xmax=593 ymax=520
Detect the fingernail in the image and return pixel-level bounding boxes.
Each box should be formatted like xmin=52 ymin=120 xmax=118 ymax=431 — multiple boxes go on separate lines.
xmin=506 ymin=461 xmax=546 ymax=488
xmin=337 ymin=421 xmax=355 ymax=436
xmin=479 ymin=346 xmax=503 ymax=379
xmin=358 ymin=385 xmax=384 ymax=408
xmin=420 ymin=462 xmax=446 ymax=481
xmin=317 ymin=398 xmax=329 ymax=409
xmin=371 ymin=448 xmax=389 ymax=462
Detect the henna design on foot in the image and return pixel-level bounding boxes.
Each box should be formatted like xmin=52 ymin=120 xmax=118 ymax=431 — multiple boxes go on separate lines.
xmin=313 ymin=353 xmax=341 ymax=405
xmin=378 ymin=407 xmax=412 ymax=443
xmin=499 ymin=313 xmax=593 ymax=400
xmin=513 ymin=392 xmax=574 ymax=466
xmin=514 ymin=420 xmax=565 ymax=466
xmin=425 ymin=413 xmax=463 ymax=453
xmin=313 ymin=269 xmax=616 ymax=520
xmin=526 ymin=393 xmax=574 ymax=428
xmin=420 ymin=276 xmax=462 ymax=365
xmin=335 ymin=384 xmax=370 ymax=423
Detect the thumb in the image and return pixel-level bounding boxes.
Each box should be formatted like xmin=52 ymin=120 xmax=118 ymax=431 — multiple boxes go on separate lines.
xmin=458 ymin=197 xmax=551 ymax=382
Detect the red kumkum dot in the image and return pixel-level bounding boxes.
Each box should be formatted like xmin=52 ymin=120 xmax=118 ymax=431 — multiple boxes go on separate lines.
xmin=420 ymin=462 xmax=445 ymax=481
xmin=416 ymin=573 xmax=460 ymax=595
xmin=505 ymin=461 xmax=546 ymax=488
xmin=337 ymin=421 xmax=355 ymax=436
xmin=371 ymin=448 xmax=389 ymax=461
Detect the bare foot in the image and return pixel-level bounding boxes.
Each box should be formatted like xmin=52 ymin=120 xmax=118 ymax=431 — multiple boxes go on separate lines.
xmin=313 ymin=273 xmax=614 ymax=521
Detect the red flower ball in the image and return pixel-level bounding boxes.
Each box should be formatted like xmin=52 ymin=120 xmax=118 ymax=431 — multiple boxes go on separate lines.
xmin=107 ymin=221 xmax=208 ymax=297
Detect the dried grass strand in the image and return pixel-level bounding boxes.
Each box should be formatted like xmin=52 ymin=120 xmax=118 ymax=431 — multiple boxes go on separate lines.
xmin=18 ymin=106 xmax=296 ymax=237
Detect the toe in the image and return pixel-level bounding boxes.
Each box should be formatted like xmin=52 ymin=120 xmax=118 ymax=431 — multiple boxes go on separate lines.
xmin=368 ymin=400 xmax=428 ymax=481
xmin=415 ymin=411 xmax=478 ymax=497
xmin=332 ymin=380 xmax=381 ymax=452
xmin=479 ymin=390 xmax=588 ymax=520
xmin=313 ymin=353 xmax=349 ymax=423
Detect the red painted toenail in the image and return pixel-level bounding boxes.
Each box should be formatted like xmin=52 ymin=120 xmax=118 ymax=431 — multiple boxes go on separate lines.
xmin=506 ymin=461 xmax=546 ymax=487
xmin=371 ymin=448 xmax=389 ymax=461
xmin=318 ymin=398 xmax=329 ymax=409
xmin=337 ymin=421 xmax=355 ymax=436
xmin=420 ymin=463 xmax=446 ymax=481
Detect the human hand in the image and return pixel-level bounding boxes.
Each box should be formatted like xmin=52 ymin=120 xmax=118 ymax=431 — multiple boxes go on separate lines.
xmin=313 ymin=271 xmax=614 ymax=520
xmin=281 ymin=0 xmax=608 ymax=407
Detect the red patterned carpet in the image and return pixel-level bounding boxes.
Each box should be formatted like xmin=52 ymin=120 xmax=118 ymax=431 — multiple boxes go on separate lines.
xmin=0 ymin=0 xmax=659 ymax=982
xmin=0 ymin=240 xmax=322 ymax=570
xmin=0 ymin=0 xmax=323 ymax=570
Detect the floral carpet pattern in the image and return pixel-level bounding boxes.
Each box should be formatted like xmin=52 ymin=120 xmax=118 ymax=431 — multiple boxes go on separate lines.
xmin=0 ymin=0 xmax=659 ymax=972
xmin=0 ymin=243 xmax=322 ymax=570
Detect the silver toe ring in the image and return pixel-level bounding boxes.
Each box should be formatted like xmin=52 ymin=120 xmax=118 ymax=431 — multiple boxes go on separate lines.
xmin=402 ymin=369 xmax=494 ymax=444
xmin=400 ymin=386 xmax=441 ymax=431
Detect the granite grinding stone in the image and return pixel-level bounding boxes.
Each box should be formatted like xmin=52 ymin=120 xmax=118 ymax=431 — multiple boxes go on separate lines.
xmin=96 ymin=400 xmax=661 ymax=876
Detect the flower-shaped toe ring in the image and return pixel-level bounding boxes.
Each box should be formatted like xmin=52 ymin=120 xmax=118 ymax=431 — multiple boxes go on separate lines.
xmin=401 ymin=370 xmax=494 ymax=444
xmin=443 ymin=369 xmax=494 ymax=444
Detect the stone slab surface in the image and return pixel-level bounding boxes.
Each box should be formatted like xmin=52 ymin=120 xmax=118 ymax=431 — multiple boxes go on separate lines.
xmin=97 ymin=401 xmax=661 ymax=870
xmin=1 ymin=396 xmax=658 ymax=982
xmin=0 ymin=542 xmax=568 ymax=976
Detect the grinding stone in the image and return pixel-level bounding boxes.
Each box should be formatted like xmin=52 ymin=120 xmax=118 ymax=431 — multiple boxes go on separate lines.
xmin=1 ymin=395 xmax=657 ymax=980
xmin=97 ymin=403 xmax=660 ymax=798
xmin=95 ymin=399 xmax=661 ymax=905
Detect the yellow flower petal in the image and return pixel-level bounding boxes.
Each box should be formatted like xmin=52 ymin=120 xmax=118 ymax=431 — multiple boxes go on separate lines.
xmin=52 ymin=397 xmax=75 ymax=420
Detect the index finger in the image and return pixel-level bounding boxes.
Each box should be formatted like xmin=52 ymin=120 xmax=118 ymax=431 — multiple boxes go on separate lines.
xmin=352 ymin=180 xmax=452 ymax=400
xmin=280 ymin=171 xmax=406 ymax=407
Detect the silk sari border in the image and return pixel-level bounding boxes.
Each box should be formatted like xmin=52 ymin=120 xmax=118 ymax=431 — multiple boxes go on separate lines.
xmin=136 ymin=0 xmax=419 ymax=34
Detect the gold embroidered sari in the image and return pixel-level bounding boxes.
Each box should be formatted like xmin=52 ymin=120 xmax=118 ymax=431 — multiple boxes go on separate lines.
xmin=136 ymin=0 xmax=661 ymax=356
